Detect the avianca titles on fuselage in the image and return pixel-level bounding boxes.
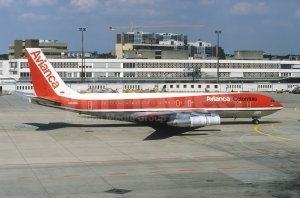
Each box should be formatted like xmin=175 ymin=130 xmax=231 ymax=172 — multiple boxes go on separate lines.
xmin=25 ymin=48 xmax=283 ymax=127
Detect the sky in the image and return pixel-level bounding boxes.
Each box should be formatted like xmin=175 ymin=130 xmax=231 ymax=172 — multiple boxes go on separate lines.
xmin=0 ymin=0 xmax=300 ymax=55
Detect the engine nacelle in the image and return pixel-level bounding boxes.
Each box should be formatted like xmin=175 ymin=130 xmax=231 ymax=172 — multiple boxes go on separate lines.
xmin=167 ymin=114 xmax=221 ymax=128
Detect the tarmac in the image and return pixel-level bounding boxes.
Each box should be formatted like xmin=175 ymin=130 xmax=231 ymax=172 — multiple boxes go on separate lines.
xmin=0 ymin=92 xmax=299 ymax=198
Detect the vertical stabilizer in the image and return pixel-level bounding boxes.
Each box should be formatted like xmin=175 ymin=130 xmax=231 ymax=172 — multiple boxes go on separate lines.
xmin=26 ymin=48 xmax=78 ymax=98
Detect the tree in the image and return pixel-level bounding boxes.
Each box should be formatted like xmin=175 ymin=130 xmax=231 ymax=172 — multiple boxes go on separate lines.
xmin=97 ymin=53 xmax=116 ymax=59
xmin=0 ymin=54 xmax=8 ymax=60
xmin=219 ymin=48 xmax=226 ymax=60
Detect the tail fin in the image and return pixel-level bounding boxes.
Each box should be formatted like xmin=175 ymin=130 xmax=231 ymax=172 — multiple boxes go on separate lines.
xmin=26 ymin=48 xmax=78 ymax=98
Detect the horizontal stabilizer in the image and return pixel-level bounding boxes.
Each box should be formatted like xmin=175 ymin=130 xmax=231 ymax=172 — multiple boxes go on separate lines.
xmin=29 ymin=96 xmax=61 ymax=107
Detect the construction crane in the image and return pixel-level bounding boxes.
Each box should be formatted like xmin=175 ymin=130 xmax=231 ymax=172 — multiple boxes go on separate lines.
xmin=109 ymin=19 xmax=204 ymax=31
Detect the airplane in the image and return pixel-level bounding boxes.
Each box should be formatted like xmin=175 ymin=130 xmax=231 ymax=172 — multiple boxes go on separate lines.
xmin=25 ymin=48 xmax=283 ymax=128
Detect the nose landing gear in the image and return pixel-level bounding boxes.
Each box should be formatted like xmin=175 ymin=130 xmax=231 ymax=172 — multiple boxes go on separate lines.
xmin=252 ymin=118 xmax=260 ymax=124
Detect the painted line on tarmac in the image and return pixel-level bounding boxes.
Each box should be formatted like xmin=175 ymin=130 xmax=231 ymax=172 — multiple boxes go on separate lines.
xmin=149 ymin=170 xmax=163 ymax=174
xmin=217 ymin=167 xmax=236 ymax=170
xmin=180 ymin=169 xmax=196 ymax=173
xmin=109 ymin=172 xmax=127 ymax=176
xmin=286 ymin=152 xmax=300 ymax=155
xmin=268 ymin=164 xmax=283 ymax=168
xmin=64 ymin=174 xmax=80 ymax=178
xmin=282 ymin=131 xmax=291 ymax=134
xmin=271 ymin=124 xmax=278 ymax=131
xmin=3 ymin=128 xmax=26 ymax=130
xmin=270 ymin=124 xmax=293 ymax=135
xmin=18 ymin=176 xmax=34 ymax=180
xmin=85 ymin=159 xmax=135 ymax=163
xmin=0 ymin=159 xmax=136 ymax=167
xmin=239 ymin=153 xmax=267 ymax=157
xmin=254 ymin=124 xmax=300 ymax=142
xmin=295 ymin=106 xmax=300 ymax=113
xmin=151 ymin=158 xmax=179 ymax=161
xmin=194 ymin=155 xmax=227 ymax=159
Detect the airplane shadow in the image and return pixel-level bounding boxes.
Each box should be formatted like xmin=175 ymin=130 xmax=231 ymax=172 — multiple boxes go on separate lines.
xmin=24 ymin=122 xmax=137 ymax=131
xmin=143 ymin=127 xmax=220 ymax=140
xmin=23 ymin=122 xmax=221 ymax=140
xmin=221 ymin=120 xmax=282 ymax=125
xmin=24 ymin=120 xmax=279 ymax=140
xmin=145 ymin=120 xmax=283 ymax=140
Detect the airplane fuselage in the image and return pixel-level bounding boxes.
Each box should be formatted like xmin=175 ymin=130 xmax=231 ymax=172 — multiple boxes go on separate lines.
xmin=33 ymin=92 xmax=282 ymax=120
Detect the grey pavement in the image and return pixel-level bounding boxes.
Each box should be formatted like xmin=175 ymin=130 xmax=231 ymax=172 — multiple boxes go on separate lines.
xmin=0 ymin=92 xmax=299 ymax=197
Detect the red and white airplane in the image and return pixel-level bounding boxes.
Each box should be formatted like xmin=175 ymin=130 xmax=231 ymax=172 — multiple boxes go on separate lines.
xmin=26 ymin=48 xmax=283 ymax=127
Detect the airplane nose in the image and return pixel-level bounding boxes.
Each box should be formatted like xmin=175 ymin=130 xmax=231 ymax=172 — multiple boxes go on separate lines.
xmin=277 ymin=101 xmax=283 ymax=108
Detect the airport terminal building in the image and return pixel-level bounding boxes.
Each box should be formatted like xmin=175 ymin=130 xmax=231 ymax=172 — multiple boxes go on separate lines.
xmin=8 ymin=39 xmax=68 ymax=59
xmin=1 ymin=56 xmax=300 ymax=93
xmin=1 ymin=35 xmax=300 ymax=93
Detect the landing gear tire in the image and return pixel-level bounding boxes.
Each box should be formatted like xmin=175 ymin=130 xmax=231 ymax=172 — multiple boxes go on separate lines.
xmin=252 ymin=119 xmax=259 ymax=124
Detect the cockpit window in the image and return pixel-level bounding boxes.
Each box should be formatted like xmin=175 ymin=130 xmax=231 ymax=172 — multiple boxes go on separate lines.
xmin=270 ymin=98 xmax=275 ymax=102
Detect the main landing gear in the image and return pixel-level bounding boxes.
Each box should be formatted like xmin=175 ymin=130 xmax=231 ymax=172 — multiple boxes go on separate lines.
xmin=252 ymin=118 xmax=260 ymax=124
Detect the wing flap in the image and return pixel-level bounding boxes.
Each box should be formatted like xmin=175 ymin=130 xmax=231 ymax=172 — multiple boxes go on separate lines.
xmin=132 ymin=111 xmax=176 ymax=119
xmin=132 ymin=108 xmax=208 ymax=119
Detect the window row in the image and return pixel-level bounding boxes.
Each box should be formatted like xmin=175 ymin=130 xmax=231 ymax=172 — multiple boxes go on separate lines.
xmin=98 ymin=100 xmax=239 ymax=105
xmin=90 ymin=85 xmax=106 ymax=89
xmin=258 ymin=85 xmax=272 ymax=88
xmin=228 ymin=85 xmax=242 ymax=88
xmin=20 ymin=72 xmax=31 ymax=77
xmin=17 ymin=85 xmax=33 ymax=90
xmin=124 ymin=85 xmax=140 ymax=89
xmin=281 ymin=73 xmax=292 ymax=77
xmin=56 ymin=72 xmax=93 ymax=78
xmin=123 ymin=63 xmax=135 ymax=68
xmin=167 ymin=84 xmax=218 ymax=89
xmin=20 ymin=62 xmax=80 ymax=69
xmin=79 ymin=66 xmax=93 ymax=69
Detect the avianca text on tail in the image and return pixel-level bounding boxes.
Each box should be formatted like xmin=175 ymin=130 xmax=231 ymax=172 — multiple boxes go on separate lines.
xmin=29 ymin=50 xmax=59 ymax=89
xmin=25 ymin=48 xmax=283 ymax=127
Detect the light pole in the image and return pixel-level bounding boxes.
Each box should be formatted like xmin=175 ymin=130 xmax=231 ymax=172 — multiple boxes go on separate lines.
xmin=79 ymin=27 xmax=86 ymax=82
xmin=215 ymin=30 xmax=221 ymax=84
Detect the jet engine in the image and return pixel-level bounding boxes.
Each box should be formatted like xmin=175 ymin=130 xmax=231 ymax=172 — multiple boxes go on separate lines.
xmin=167 ymin=113 xmax=221 ymax=128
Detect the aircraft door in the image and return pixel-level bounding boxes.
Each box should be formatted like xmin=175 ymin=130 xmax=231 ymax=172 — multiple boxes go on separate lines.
xmin=176 ymin=100 xmax=180 ymax=107
xmin=88 ymin=101 xmax=92 ymax=110
xmin=247 ymin=102 xmax=251 ymax=109
xmin=187 ymin=100 xmax=192 ymax=107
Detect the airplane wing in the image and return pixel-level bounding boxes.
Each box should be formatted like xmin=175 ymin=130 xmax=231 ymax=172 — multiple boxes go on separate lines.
xmin=132 ymin=108 xmax=209 ymax=119
xmin=131 ymin=109 xmax=220 ymax=128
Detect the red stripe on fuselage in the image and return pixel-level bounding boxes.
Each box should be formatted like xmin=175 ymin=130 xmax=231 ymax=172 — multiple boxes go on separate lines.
xmin=59 ymin=93 xmax=282 ymax=111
